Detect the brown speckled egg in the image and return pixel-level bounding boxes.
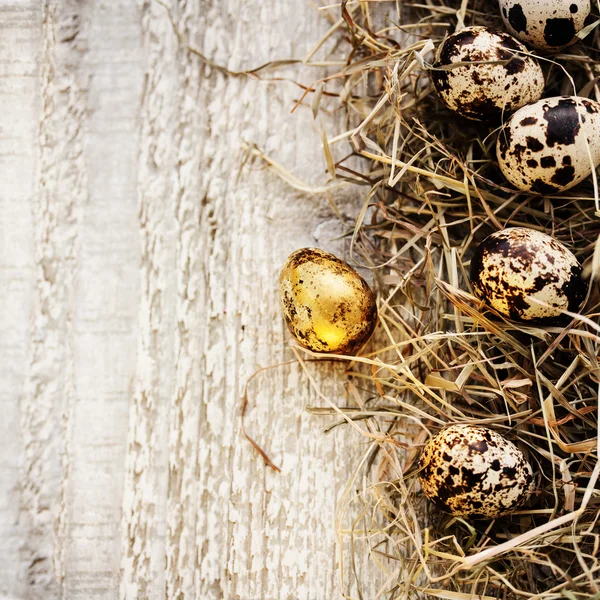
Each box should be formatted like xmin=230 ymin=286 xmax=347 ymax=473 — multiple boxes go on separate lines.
xmin=418 ymin=424 xmax=534 ymax=519
xmin=279 ymin=248 xmax=377 ymax=355
xmin=499 ymin=0 xmax=591 ymax=53
xmin=470 ymin=227 xmax=586 ymax=322
xmin=431 ymin=26 xmax=544 ymax=121
xmin=497 ymin=96 xmax=600 ymax=194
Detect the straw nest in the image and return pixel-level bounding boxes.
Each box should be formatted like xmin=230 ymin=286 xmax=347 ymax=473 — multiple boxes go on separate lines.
xmin=243 ymin=0 xmax=600 ymax=597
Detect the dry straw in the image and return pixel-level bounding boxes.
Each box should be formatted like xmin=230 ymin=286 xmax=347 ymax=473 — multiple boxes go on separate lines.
xmin=245 ymin=0 xmax=600 ymax=597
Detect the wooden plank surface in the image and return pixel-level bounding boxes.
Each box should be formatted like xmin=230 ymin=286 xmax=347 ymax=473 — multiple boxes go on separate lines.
xmin=0 ymin=1 xmax=382 ymax=598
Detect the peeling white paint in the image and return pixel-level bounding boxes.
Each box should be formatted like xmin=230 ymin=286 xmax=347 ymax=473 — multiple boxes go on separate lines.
xmin=0 ymin=0 xmax=385 ymax=598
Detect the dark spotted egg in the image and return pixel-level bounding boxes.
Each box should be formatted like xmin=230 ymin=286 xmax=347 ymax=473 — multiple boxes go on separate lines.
xmin=431 ymin=26 xmax=544 ymax=121
xmin=470 ymin=227 xmax=586 ymax=322
xmin=499 ymin=0 xmax=590 ymax=53
xmin=418 ymin=424 xmax=534 ymax=519
xmin=279 ymin=248 xmax=377 ymax=355
xmin=497 ymin=96 xmax=600 ymax=195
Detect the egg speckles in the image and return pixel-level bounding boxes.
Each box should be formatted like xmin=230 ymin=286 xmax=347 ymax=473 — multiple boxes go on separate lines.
xmin=499 ymin=0 xmax=591 ymax=52
xmin=418 ymin=425 xmax=534 ymax=519
xmin=431 ymin=26 xmax=544 ymax=121
xmin=470 ymin=228 xmax=586 ymax=322
xmin=279 ymin=248 xmax=377 ymax=355
xmin=497 ymin=96 xmax=600 ymax=194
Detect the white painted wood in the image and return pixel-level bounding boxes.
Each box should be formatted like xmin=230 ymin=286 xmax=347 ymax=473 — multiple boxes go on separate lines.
xmin=0 ymin=1 xmax=383 ymax=598
xmin=0 ymin=2 xmax=39 ymax=598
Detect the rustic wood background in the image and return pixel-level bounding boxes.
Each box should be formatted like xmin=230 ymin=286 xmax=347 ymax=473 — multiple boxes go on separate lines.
xmin=1 ymin=1 xmax=383 ymax=598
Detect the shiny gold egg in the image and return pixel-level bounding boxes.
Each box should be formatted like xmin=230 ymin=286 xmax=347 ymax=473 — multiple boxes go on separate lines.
xmin=279 ymin=248 xmax=377 ymax=355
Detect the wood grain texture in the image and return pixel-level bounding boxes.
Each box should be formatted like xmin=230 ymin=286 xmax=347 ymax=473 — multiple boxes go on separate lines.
xmin=21 ymin=1 xmax=91 ymax=597
xmin=0 ymin=2 xmax=40 ymax=598
xmin=0 ymin=0 xmax=381 ymax=598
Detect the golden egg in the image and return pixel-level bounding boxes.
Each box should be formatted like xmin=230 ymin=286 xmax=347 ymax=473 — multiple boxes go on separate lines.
xmin=279 ymin=248 xmax=377 ymax=355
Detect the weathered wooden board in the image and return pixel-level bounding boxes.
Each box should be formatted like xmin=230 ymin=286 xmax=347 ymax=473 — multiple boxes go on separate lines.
xmin=0 ymin=1 xmax=382 ymax=598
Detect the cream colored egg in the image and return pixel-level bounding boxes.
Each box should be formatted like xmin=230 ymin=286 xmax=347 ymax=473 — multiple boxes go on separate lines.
xmin=499 ymin=0 xmax=591 ymax=52
xmin=497 ymin=96 xmax=600 ymax=194
xmin=419 ymin=425 xmax=534 ymax=519
xmin=431 ymin=26 xmax=544 ymax=121
xmin=470 ymin=227 xmax=586 ymax=321
xmin=279 ymin=248 xmax=377 ymax=355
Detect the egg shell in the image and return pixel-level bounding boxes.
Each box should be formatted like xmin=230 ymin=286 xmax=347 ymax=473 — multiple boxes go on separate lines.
xmin=470 ymin=227 xmax=586 ymax=322
xmin=431 ymin=26 xmax=544 ymax=121
xmin=418 ymin=424 xmax=534 ymax=519
xmin=497 ymin=96 xmax=600 ymax=194
xmin=279 ymin=248 xmax=377 ymax=355
xmin=499 ymin=0 xmax=591 ymax=52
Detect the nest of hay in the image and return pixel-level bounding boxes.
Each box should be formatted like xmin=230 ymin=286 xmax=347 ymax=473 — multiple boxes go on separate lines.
xmin=247 ymin=0 xmax=600 ymax=597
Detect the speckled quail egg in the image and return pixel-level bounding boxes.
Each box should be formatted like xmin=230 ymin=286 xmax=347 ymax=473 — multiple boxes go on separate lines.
xmin=499 ymin=0 xmax=591 ymax=52
xmin=431 ymin=26 xmax=544 ymax=121
xmin=497 ymin=96 xmax=600 ymax=194
xmin=418 ymin=424 xmax=534 ymax=519
xmin=470 ymin=227 xmax=586 ymax=322
xmin=279 ymin=248 xmax=377 ymax=355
